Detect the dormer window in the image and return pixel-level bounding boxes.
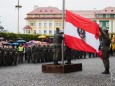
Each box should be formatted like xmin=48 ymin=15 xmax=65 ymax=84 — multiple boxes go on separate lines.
xmin=105 ymin=10 xmax=107 ymax=12
xmin=111 ymin=10 xmax=113 ymax=12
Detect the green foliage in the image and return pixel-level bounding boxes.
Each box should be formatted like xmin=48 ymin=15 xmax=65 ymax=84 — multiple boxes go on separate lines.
xmin=0 ymin=32 xmax=51 ymax=41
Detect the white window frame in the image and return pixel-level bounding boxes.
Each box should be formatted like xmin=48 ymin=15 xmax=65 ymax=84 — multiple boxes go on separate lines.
xmin=49 ymin=30 xmax=52 ymax=34
xmin=106 ymin=14 xmax=110 ymax=18
xmin=44 ymin=30 xmax=47 ymax=34
xmin=98 ymin=14 xmax=103 ymax=18
xmin=49 ymin=15 xmax=52 ymax=18
xmin=39 ymin=30 xmax=41 ymax=34
xmin=34 ymin=30 xmax=36 ymax=34
xmin=44 ymin=23 xmax=47 ymax=27
xmin=30 ymin=22 xmax=35 ymax=26
xmin=106 ymin=22 xmax=109 ymax=27
xmin=49 ymin=23 xmax=52 ymax=27
xmin=39 ymin=23 xmax=42 ymax=27
xmin=99 ymin=22 xmax=102 ymax=27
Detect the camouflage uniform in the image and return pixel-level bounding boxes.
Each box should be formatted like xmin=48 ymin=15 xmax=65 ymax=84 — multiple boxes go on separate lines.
xmin=12 ymin=48 xmax=18 ymax=66
xmin=65 ymin=46 xmax=71 ymax=64
xmin=3 ymin=48 xmax=8 ymax=66
xmin=0 ymin=48 xmax=3 ymax=66
xmin=53 ymin=28 xmax=63 ymax=64
xmin=26 ymin=46 xmax=32 ymax=63
xmin=100 ymin=28 xmax=111 ymax=74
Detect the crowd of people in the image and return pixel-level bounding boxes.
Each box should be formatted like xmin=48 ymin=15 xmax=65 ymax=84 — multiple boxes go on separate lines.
xmin=0 ymin=41 xmax=100 ymax=67
xmin=0 ymin=34 xmax=115 ymax=68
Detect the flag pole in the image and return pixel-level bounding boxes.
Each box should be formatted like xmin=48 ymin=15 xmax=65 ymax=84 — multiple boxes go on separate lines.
xmin=61 ymin=0 xmax=65 ymax=65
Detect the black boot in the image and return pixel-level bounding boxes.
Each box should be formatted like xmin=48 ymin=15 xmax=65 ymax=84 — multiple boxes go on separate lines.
xmin=54 ymin=60 xmax=60 ymax=65
xmin=101 ymin=68 xmax=110 ymax=74
xmin=65 ymin=61 xmax=71 ymax=64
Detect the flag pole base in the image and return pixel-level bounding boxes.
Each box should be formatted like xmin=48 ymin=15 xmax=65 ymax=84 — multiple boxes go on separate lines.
xmin=42 ymin=63 xmax=82 ymax=73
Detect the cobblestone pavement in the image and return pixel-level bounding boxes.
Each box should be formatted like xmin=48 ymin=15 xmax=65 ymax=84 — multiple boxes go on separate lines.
xmin=0 ymin=56 xmax=115 ymax=86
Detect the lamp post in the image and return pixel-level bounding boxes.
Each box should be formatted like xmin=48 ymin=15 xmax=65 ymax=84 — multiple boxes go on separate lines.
xmin=15 ymin=0 xmax=22 ymax=34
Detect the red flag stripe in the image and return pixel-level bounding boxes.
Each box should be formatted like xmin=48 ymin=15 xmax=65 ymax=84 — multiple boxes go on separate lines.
xmin=66 ymin=10 xmax=99 ymax=39
xmin=64 ymin=34 xmax=97 ymax=53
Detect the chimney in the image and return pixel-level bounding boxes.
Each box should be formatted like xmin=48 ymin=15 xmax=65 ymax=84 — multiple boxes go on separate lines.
xmin=34 ymin=5 xmax=38 ymax=9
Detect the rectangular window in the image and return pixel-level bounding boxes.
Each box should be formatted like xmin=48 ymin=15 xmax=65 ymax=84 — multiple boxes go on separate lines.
xmin=32 ymin=15 xmax=34 ymax=17
xmin=39 ymin=23 xmax=41 ymax=27
xmin=49 ymin=15 xmax=52 ymax=18
xmin=39 ymin=30 xmax=41 ymax=34
xmin=26 ymin=30 xmax=30 ymax=34
xmin=59 ymin=23 xmax=61 ymax=26
xmin=49 ymin=30 xmax=52 ymax=34
xmin=34 ymin=30 xmax=36 ymax=34
xmin=99 ymin=22 xmax=102 ymax=27
xmin=56 ymin=15 xmax=60 ymax=18
xmin=40 ymin=15 xmax=42 ymax=18
xmin=106 ymin=14 xmax=110 ymax=18
xmin=26 ymin=30 xmax=28 ymax=34
xmin=44 ymin=23 xmax=47 ymax=27
xmin=96 ymin=14 xmax=99 ymax=18
xmin=56 ymin=23 xmax=59 ymax=26
xmin=56 ymin=23 xmax=61 ymax=26
xmin=106 ymin=22 xmax=109 ymax=27
xmin=28 ymin=30 xmax=30 ymax=33
xmin=30 ymin=23 xmax=35 ymax=26
xmin=49 ymin=23 xmax=52 ymax=27
xmin=44 ymin=30 xmax=47 ymax=34
xmin=98 ymin=14 xmax=103 ymax=18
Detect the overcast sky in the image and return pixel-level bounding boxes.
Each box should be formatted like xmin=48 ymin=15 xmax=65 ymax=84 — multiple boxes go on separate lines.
xmin=0 ymin=0 xmax=115 ymax=33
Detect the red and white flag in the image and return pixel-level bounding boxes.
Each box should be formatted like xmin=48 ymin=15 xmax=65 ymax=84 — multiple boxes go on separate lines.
xmin=64 ymin=10 xmax=101 ymax=57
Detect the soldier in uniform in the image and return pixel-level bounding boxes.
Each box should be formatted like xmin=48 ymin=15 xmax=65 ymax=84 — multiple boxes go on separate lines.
xmin=12 ymin=46 xmax=18 ymax=66
xmin=31 ymin=45 xmax=37 ymax=63
xmin=3 ymin=46 xmax=8 ymax=66
xmin=100 ymin=28 xmax=111 ymax=74
xmin=53 ymin=28 xmax=63 ymax=65
xmin=65 ymin=46 xmax=72 ymax=64
xmin=0 ymin=47 xmax=3 ymax=66
xmin=8 ymin=46 xmax=13 ymax=65
xmin=41 ymin=45 xmax=47 ymax=62
xmin=26 ymin=45 xmax=32 ymax=63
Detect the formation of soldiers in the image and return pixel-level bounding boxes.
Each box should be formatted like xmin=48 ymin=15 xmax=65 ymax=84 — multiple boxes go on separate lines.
xmin=0 ymin=46 xmax=18 ymax=66
xmin=26 ymin=44 xmax=98 ymax=63
xmin=0 ymin=44 xmax=98 ymax=66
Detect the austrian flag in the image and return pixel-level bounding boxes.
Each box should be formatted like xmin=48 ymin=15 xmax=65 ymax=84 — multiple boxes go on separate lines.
xmin=64 ymin=10 xmax=101 ymax=55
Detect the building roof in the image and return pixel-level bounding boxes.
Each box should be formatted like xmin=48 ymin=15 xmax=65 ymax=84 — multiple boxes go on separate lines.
xmin=95 ymin=7 xmax=115 ymax=14
xmin=27 ymin=7 xmax=62 ymax=15
xmin=73 ymin=10 xmax=97 ymax=19
xmin=26 ymin=6 xmax=115 ymax=19
xmin=23 ymin=25 xmax=32 ymax=30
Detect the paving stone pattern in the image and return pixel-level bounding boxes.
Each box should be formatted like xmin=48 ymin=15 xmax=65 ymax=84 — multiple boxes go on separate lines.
xmin=0 ymin=57 xmax=115 ymax=86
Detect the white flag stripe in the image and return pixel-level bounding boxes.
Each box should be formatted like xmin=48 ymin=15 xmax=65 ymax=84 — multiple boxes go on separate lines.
xmin=64 ymin=22 xmax=81 ymax=39
xmin=86 ymin=32 xmax=100 ymax=52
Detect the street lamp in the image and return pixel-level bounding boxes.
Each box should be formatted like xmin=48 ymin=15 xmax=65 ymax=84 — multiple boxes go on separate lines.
xmin=15 ymin=0 xmax=22 ymax=34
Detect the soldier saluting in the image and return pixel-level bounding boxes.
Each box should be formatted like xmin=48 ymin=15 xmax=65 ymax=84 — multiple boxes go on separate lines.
xmin=99 ymin=28 xmax=111 ymax=74
xmin=53 ymin=28 xmax=63 ymax=65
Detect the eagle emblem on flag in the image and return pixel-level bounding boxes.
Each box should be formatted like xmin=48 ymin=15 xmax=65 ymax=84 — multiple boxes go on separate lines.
xmin=77 ymin=28 xmax=86 ymax=42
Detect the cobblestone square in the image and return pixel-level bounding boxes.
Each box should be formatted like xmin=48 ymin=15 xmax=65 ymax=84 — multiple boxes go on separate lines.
xmin=0 ymin=56 xmax=115 ymax=86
